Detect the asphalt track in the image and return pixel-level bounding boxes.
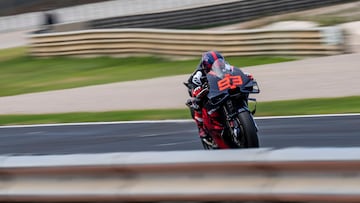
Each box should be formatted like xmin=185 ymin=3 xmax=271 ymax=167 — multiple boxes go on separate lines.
xmin=0 ymin=114 xmax=358 ymax=155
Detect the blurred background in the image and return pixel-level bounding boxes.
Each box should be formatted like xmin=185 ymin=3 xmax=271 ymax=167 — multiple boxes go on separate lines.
xmin=0 ymin=2 xmax=359 ymax=202
xmin=0 ymin=0 xmax=358 ymax=117
xmin=0 ymin=0 xmax=359 ymax=50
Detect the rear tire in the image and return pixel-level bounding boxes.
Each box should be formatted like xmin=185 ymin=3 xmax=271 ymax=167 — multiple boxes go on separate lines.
xmin=238 ymin=111 xmax=259 ymax=148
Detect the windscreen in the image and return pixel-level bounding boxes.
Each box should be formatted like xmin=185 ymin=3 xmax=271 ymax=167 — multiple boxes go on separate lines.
xmin=210 ymin=59 xmax=232 ymax=79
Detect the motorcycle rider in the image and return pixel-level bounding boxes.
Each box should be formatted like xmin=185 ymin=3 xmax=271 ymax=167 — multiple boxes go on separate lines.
xmin=186 ymin=51 xmax=254 ymax=149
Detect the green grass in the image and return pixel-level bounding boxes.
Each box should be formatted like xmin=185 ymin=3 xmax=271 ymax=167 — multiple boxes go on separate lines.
xmin=0 ymin=47 xmax=357 ymax=126
xmin=0 ymin=96 xmax=358 ymax=126
xmin=278 ymin=14 xmax=360 ymax=27
xmin=0 ymin=47 xmax=27 ymax=61
xmin=256 ymin=96 xmax=360 ymax=116
xmin=0 ymin=47 xmax=295 ymax=97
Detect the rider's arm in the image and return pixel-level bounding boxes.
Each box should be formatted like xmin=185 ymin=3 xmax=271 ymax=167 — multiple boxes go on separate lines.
xmin=187 ymin=64 xmax=206 ymax=97
xmin=185 ymin=65 xmax=207 ymax=110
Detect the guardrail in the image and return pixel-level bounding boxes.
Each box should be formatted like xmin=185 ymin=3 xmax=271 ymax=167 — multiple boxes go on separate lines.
xmin=0 ymin=148 xmax=360 ymax=202
xmin=28 ymin=26 xmax=345 ymax=57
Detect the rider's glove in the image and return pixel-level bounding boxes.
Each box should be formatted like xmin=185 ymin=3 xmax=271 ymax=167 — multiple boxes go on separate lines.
xmin=192 ymin=86 xmax=203 ymax=97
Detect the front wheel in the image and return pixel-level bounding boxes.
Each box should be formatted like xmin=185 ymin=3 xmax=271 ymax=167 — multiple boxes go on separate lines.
xmin=237 ymin=111 xmax=259 ymax=148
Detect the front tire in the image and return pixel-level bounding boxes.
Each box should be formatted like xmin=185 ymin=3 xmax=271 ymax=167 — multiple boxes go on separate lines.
xmin=238 ymin=111 xmax=259 ymax=148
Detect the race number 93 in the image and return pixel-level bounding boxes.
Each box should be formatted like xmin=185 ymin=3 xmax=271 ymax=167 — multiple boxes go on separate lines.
xmin=217 ymin=74 xmax=243 ymax=91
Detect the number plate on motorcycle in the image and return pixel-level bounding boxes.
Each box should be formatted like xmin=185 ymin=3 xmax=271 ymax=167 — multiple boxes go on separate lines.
xmin=217 ymin=75 xmax=243 ymax=91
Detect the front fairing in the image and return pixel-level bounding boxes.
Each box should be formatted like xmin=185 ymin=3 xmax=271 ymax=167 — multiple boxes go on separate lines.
xmin=207 ymin=68 xmax=251 ymax=99
xmin=206 ymin=60 xmax=258 ymax=105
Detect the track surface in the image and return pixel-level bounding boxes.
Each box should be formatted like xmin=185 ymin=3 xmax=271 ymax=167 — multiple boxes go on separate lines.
xmin=0 ymin=114 xmax=359 ymax=155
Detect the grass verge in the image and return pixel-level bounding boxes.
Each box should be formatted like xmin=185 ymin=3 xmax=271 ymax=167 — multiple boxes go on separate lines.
xmin=0 ymin=47 xmax=295 ymax=97
xmin=0 ymin=47 xmax=27 ymax=61
xmin=0 ymin=96 xmax=358 ymax=126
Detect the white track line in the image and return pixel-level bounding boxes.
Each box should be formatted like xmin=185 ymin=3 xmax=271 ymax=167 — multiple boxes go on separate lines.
xmin=255 ymin=113 xmax=360 ymax=120
xmin=0 ymin=113 xmax=359 ymax=129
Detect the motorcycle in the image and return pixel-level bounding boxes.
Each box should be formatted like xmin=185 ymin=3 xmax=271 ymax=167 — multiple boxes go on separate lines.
xmin=185 ymin=59 xmax=260 ymax=149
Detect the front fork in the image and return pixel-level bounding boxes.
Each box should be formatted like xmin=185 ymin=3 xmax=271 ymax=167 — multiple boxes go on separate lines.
xmin=222 ymin=100 xmax=242 ymax=146
xmin=222 ymin=98 xmax=258 ymax=146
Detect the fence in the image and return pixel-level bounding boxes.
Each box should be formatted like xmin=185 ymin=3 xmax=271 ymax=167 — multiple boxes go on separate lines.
xmin=1 ymin=148 xmax=360 ymax=202
xmin=28 ymin=26 xmax=345 ymax=57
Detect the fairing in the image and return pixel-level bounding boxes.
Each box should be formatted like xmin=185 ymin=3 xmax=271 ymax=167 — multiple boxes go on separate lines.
xmin=206 ymin=59 xmax=259 ymax=103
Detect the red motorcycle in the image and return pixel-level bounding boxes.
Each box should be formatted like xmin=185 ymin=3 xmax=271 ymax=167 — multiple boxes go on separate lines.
xmin=185 ymin=59 xmax=260 ymax=149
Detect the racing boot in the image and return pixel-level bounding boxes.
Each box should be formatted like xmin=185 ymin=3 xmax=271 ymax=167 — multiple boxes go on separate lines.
xmin=199 ymin=127 xmax=218 ymax=148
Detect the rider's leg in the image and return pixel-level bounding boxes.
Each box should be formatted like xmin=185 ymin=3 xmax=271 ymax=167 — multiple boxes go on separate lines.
xmin=194 ymin=110 xmax=206 ymax=138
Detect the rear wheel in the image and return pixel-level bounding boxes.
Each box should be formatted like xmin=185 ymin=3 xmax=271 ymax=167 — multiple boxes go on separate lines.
xmin=237 ymin=111 xmax=259 ymax=148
